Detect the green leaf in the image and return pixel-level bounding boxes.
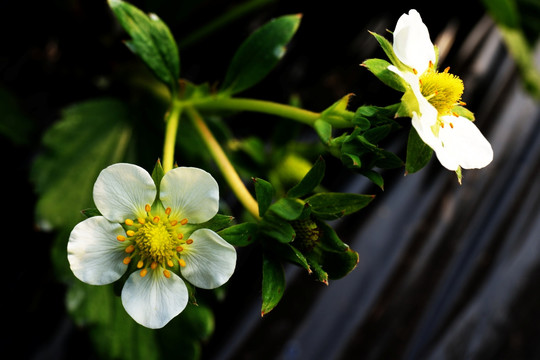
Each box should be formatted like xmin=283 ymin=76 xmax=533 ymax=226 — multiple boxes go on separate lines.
xmin=108 ymin=0 xmax=180 ymax=93
xmin=362 ymin=58 xmax=407 ymax=92
xmin=261 ymin=254 xmax=286 ymax=316
xmin=221 ymin=14 xmax=302 ymax=95
xmin=32 ymin=98 xmax=132 ymax=229
xmin=253 ymin=177 xmax=275 ymax=216
xmin=218 ymin=222 xmax=258 ymax=247
xmin=269 ymin=197 xmax=305 ymax=220
xmin=405 ymin=126 xmax=433 ymax=174
xmin=287 ymin=156 xmax=325 ymax=198
xmin=306 ymin=192 xmax=375 ymax=220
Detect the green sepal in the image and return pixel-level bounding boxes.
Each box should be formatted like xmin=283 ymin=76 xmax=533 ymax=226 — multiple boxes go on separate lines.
xmin=305 ymin=192 xmax=375 ymax=220
xmin=320 ymin=94 xmax=355 ymax=127
xmin=316 ymin=219 xmax=348 ymax=252
xmin=108 ymin=0 xmax=180 ymax=93
xmin=319 ymin=247 xmax=359 ymax=280
xmin=286 ymin=156 xmax=325 ymax=199
xmin=261 ymin=253 xmax=286 ymax=316
xmin=81 ymin=208 xmax=102 ymax=218
xmin=218 ymin=222 xmax=258 ymax=247
xmin=305 ymin=255 xmax=328 ymax=284
xmin=221 ymin=14 xmax=302 ymax=95
xmin=260 ymin=212 xmax=296 ymax=243
xmin=369 ymin=31 xmax=406 ymax=70
xmin=341 ymin=153 xmax=362 ymax=169
xmin=314 ymin=119 xmax=332 ymax=144
xmin=360 ymin=169 xmax=384 ymax=190
xmin=405 ymin=126 xmax=433 ymax=174
xmin=265 ymin=241 xmax=311 ymax=273
xmin=451 ymin=105 xmax=475 ymax=121
xmin=362 ymin=58 xmax=407 ymax=92
xmin=151 ymin=159 xmax=165 ymax=193
xmin=253 ymin=177 xmax=275 ymax=217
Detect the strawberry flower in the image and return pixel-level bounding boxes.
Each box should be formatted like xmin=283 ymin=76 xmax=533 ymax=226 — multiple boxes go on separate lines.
xmin=388 ymin=9 xmax=493 ymax=172
xmin=68 ymin=163 xmax=237 ymax=329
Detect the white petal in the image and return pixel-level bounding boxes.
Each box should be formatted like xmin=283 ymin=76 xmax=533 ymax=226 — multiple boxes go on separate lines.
xmin=437 ymin=116 xmax=494 ymax=170
xmin=93 ymin=163 xmax=156 ymax=222
xmin=121 ymin=269 xmax=189 ymax=329
xmin=393 ymin=9 xmax=436 ymax=75
xmin=67 ymin=216 xmax=128 ymax=285
xmin=160 ymin=167 xmax=219 ymax=224
xmin=181 ymin=229 xmax=236 ymax=289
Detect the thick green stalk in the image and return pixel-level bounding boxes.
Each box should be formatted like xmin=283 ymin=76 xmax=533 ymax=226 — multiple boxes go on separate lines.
xmin=186 ymin=97 xmax=351 ymax=129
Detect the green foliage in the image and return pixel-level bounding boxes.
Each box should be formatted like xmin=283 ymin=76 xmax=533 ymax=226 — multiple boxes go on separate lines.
xmin=482 ymin=0 xmax=540 ymax=99
xmin=32 ymin=98 xmax=133 ymax=230
xmin=108 ymin=0 xmax=180 ymax=94
xmin=405 ymin=127 xmax=433 ymax=174
xmin=221 ymin=14 xmax=302 ymax=95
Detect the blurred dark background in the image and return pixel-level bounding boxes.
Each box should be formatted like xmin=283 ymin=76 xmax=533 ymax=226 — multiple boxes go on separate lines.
xmin=3 ymin=0 xmax=540 ymax=359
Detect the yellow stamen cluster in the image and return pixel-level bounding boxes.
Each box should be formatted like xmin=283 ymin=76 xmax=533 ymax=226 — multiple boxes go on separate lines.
xmin=118 ymin=204 xmax=193 ymax=278
xmin=419 ymin=65 xmax=464 ymax=116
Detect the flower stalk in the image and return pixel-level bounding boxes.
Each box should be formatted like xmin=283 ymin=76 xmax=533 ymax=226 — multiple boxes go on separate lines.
xmin=162 ymin=98 xmax=183 ymax=173
xmin=185 ymin=105 xmax=261 ymax=220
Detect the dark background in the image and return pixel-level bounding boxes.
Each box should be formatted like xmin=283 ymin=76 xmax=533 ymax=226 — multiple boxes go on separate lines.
xmin=4 ymin=0 xmax=540 ymax=359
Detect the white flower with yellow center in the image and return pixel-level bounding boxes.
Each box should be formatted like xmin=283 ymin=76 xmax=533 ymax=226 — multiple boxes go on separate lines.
xmin=67 ymin=163 xmax=237 ymax=329
xmin=388 ymin=9 xmax=493 ymax=172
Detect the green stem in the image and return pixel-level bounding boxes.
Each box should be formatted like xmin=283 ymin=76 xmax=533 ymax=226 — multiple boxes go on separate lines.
xmin=162 ymin=99 xmax=183 ymax=173
xmin=185 ymin=105 xmax=261 ymax=220
xmin=186 ymin=97 xmax=351 ymax=129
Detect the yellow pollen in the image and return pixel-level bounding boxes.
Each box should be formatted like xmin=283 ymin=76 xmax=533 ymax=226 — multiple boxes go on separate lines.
xmin=177 ymin=233 xmax=184 ymax=240
xmin=413 ymin=68 xmax=418 ymax=75
xmin=126 ymin=230 xmax=135 ymax=237
xmin=140 ymin=268 xmax=148 ymax=277
xmin=151 ymin=261 xmax=158 ymax=270
xmin=145 ymin=204 xmax=151 ymax=212
xmin=153 ymin=216 xmax=160 ymax=223
xmin=165 ymin=207 xmax=172 ymax=215
xmin=167 ymin=259 xmax=174 ymax=267
xmin=450 ymin=122 xmax=454 ymax=129
xmin=125 ymin=245 xmax=135 ymax=253
xmin=186 ymin=239 xmax=194 ymax=245
xmin=179 ymin=259 xmax=186 ymax=267
xmin=125 ymin=219 xmax=134 ymax=226
xmin=117 ymin=235 xmax=126 ymax=242
xmin=138 ymin=218 xmax=145 ymax=224
xmin=137 ymin=260 xmax=144 ymax=268
xmin=123 ymin=257 xmax=131 ymax=265
xmin=163 ymin=269 xmax=171 ymax=278
xmin=419 ymin=70 xmax=464 ymax=115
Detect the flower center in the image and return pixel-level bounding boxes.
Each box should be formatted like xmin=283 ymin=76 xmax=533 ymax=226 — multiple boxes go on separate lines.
xmin=117 ymin=204 xmax=193 ymax=278
xmin=419 ymin=67 xmax=464 ymax=115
